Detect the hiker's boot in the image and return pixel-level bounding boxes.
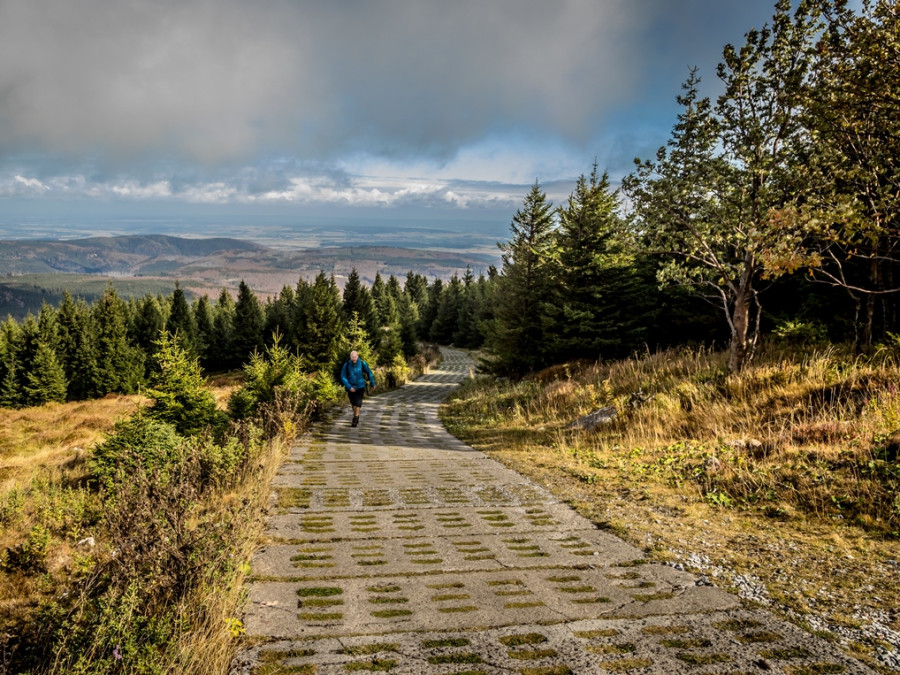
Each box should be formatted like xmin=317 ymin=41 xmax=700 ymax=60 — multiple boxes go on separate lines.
xmin=352 ymin=415 xmax=359 ymax=427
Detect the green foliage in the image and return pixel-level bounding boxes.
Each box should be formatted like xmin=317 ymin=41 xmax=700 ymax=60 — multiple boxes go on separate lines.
xmin=90 ymin=413 xmax=183 ymax=490
xmin=57 ymin=291 xmax=100 ymax=399
xmin=146 ymin=331 xmax=222 ymax=436
xmin=228 ymin=333 xmax=312 ymax=421
xmin=23 ymin=340 xmax=68 ymax=405
xmin=548 ymin=164 xmax=649 ymax=362
xmin=300 ymin=272 xmax=345 ymax=369
xmin=166 ymin=283 xmax=198 ymax=357
xmin=488 ymin=180 xmax=557 ymax=375
xmin=189 ymin=433 xmax=248 ymax=488
xmin=231 ymin=280 xmax=264 ymax=367
xmin=92 ymin=285 xmax=144 ymax=395
xmin=2 ymin=524 xmax=51 ymax=574
xmin=343 ymin=268 xmax=377 ymax=333
xmin=772 ymin=320 xmax=829 ymax=348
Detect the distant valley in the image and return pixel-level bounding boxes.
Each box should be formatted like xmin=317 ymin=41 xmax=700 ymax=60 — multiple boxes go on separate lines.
xmin=0 ymin=234 xmax=499 ymax=318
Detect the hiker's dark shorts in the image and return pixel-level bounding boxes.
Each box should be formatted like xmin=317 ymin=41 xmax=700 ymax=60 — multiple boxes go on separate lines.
xmin=347 ymin=388 xmax=364 ymax=407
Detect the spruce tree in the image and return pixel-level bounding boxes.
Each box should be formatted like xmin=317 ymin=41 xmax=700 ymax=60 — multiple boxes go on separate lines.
xmin=376 ymin=293 xmax=403 ymax=364
xmin=405 ymin=271 xmax=428 ymax=306
xmin=453 ymin=267 xmax=482 ymax=349
xmin=16 ymin=314 xmax=41 ymax=396
xmin=92 ymin=285 xmax=144 ymax=394
xmin=193 ymin=295 xmax=215 ymax=368
xmin=231 ymin=280 xmax=265 ymax=366
xmin=0 ymin=318 xmax=22 ymax=408
xmin=489 ymin=181 xmax=556 ymax=374
xmin=431 ymin=274 xmax=462 ymax=344
xmin=344 ymin=311 xmax=377 ymax=366
xmin=342 ymin=268 xmax=376 ymax=332
xmin=166 ymin=284 xmax=197 ymax=356
xmin=132 ymin=295 xmax=166 ymax=378
xmin=397 ymin=293 xmax=420 ymax=358
xmin=24 ymin=341 xmax=68 ymax=405
xmin=548 ymin=164 xmax=647 ymax=362
xmin=210 ymin=289 xmax=235 ymax=370
xmin=417 ymin=278 xmax=443 ymax=341
xmin=56 ymin=292 xmax=99 ymax=400
xmin=264 ymin=285 xmax=295 ymax=347
xmin=301 ymin=273 xmax=345 ymax=369
xmin=289 ymin=278 xmax=312 ymax=351
xmin=146 ymin=331 xmax=220 ymax=436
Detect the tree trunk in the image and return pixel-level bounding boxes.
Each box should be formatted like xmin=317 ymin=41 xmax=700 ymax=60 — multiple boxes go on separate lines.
xmin=728 ymin=288 xmax=751 ymax=373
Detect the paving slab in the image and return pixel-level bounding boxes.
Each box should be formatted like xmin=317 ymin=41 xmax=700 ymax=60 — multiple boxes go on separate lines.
xmin=252 ymin=528 xmax=642 ymax=579
xmin=234 ymin=609 xmax=870 ymax=675
xmin=265 ymin=502 xmax=623 ymax=540
xmin=232 ymin=347 xmax=876 ymax=674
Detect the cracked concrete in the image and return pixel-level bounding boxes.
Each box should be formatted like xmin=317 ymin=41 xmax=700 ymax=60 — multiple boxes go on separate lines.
xmin=232 ymin=347 xmax=875 ymax=674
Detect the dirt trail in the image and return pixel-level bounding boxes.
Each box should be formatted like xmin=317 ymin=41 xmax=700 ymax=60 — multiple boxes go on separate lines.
xmin=232 ymin=347 xmax=873 ymax=674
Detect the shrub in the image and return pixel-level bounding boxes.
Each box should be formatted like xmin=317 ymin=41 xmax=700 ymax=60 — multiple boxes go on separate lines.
xmin=2 ymin=524 xmax=51 ymax=573
xmin=90 ymin=413 xmax=183 ymax=490
xmin=146 ymin=331 xmax=223 ymax=436
xmin=228 ymin=335 xmax=313 ymax=422
xmin=771 ymin=320 xmax=829 ymax=348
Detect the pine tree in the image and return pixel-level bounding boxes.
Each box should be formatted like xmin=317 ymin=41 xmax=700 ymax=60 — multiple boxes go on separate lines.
xmin=417 ymin=278 xmax=443 ymax=340
xmin=0 ymin=318 xmax=22 ymax=408
xmin=146 ymin=331 xmax=220 ymax=436
xmin=344 ymin=312 xmax=377 ymax=365
xmin=301 ymin=273 xmax=345 ymax=369
xmin=56 ymin=291 xmax=99 ymax=400
xmin=453 ymin=267 xmax=482 ymax=349
xmin=0 ymin=359 xmax=21 ymax=408
xmin=166 ymin=284 xmax=197 ymax=356
xmin=289 ymin=278 xmax=312 ymax=351
xmin=405 ymin=271 xmax=428 ymax=306
xmin=397 ymin=293 xmax=420 ymax=358
xmin=488 ymin=181 xmax=556 ymax=374
xmin=264 ymin=285 xmax=295 ymax=347
xmin=193 ymin=295 xmax=215 ymax=368
xmin=93 ymin=285 xmax=144 ymax=394
xmin=342 ymin=268 xmax=376 ymax=333
xmin=548 ymin=164 xmax=647 ymax=361
xmin=231 ymin=280 xmax=265 ymax=366
xmin=210 ymin=288 xmax=235 ymax=370
xmin=376 ymin=293 xmax=403 ymax=364
xmin=24 ymin=340 xmax=68 ymax=405
xmin=131 ymin=295 xmax=166 ymax=378
xmin=431 ymin=274 xmax=462 ymax=344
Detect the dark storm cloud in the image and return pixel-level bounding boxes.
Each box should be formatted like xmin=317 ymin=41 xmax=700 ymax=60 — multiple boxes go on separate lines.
xmin=0 ymin=0 xmax=784 ymax=169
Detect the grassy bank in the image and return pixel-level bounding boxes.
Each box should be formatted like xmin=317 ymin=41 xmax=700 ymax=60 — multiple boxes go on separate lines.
xmin=0 ymin=378 xmax=295 ymax=674
xmin=442 ymin=345 xmax=900 ymax=672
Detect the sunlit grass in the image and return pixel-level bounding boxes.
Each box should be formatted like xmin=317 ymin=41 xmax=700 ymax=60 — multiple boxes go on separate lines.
xmin=443 ymin=344 xmax=900 ymax=658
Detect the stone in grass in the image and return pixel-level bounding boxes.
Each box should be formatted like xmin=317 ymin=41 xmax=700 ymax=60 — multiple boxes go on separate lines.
xmin=567 ymin=406 xmax=617 ymax=431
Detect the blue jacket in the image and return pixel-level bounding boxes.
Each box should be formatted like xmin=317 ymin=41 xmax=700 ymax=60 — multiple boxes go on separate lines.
xmin=341 ymin=358 xmax=375 ymax=390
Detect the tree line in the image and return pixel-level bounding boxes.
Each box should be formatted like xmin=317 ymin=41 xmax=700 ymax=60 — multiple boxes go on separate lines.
xmin=0 ymin=268 xmax=495 ymax=408
xmin=489 ymin=0 xmax=900 ymax=374
xmin=2 ymin=0 xmax=897 ymax=395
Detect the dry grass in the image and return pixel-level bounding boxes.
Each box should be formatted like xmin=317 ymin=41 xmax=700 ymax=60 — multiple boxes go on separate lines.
xmin=443 ymin=345 xmax=900 ymax=670
xmin=0 ymin=378 xmax=254 ymax=673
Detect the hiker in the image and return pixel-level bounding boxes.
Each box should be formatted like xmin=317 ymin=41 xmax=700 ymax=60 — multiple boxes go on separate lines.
xmin=340 ymin=350 xmax=375 ymax=427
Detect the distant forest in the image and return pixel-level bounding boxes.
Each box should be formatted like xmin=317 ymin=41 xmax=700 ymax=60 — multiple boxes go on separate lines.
xmin=2 ymin=0 xmax=900 ymax=406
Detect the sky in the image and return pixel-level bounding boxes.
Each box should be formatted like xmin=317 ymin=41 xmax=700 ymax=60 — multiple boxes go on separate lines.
xmin=0 ymin=0 xmax=807 ymax=244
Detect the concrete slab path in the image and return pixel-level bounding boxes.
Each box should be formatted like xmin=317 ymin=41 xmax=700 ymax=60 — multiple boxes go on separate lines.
xmin=233 ymin=348 xmax=874 ymax=674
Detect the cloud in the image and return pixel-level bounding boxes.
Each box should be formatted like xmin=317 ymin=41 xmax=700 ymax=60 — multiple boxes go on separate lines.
xmin=0 ymin=0 xmax=650 ymax=166
xmin=0 ymin=166 xmax=529 ymax=209
xmin=0 ymin=0 xmax=789 ymax=215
